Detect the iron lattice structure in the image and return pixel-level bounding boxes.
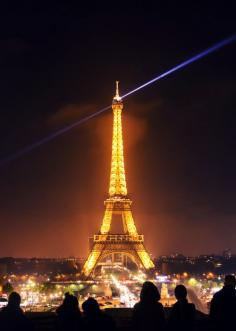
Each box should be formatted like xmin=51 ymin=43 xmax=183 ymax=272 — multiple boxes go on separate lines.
xmin=81 ymin=82 xmax=154 ymax=277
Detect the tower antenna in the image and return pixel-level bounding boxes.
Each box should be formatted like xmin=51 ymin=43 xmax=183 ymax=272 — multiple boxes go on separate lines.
xmin=114 ymin=80 xmax=121 ymax=101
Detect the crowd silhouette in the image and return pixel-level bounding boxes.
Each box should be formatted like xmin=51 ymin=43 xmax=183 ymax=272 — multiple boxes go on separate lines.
xmin=82 ymin=297 xmax=116 ymax=331
xmin=0 ymin=274 xmax=235 ymax=330
xmin=132 ymin=281 xmax=165 ymax=331
xmin=168 ymin=284 xmax=195 ymax=331
xmin=56 ymin=292 xmax=83 ymax=331
xmin=0 ymin=291 xmax=33 ymax=331
xmin=210 ymin=274 xmax=236 ymax=330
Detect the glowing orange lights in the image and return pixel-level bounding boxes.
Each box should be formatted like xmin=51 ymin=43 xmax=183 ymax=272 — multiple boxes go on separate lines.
xmin=81 ymin=83 xmax=154 ymax=277
xmin=109 ymin=84 xmax=127 ymax=197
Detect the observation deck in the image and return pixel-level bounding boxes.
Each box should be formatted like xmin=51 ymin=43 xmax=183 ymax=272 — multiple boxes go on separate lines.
xmin=93 ymin=234 xmax=144 ymax=243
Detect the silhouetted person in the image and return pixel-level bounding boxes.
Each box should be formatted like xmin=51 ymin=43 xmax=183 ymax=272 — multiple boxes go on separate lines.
xmin=168 ymin=284 xmax=195 ymax=331
xmin=56 ymin=293 xmax=83 ymax=331
xmin=82 ymin=297 xmax=116 ymax=331
xmin=132 ymin=281 xmax=165 ymax=331
xmin=210 ymin=274 xmax=236 ymax=330
xmin=0 ymin=291 xmax=33 ymax=331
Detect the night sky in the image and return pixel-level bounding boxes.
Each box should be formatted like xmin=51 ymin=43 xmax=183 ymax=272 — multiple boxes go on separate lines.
xmin=0 ymin=2 xmax=235 ymax=258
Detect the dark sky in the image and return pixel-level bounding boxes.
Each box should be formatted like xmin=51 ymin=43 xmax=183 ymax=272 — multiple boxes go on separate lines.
xmin=0 ymin=2 xmax=235 ymax=258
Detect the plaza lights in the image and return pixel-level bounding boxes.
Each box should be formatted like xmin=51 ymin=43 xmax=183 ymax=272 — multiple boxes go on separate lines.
xmin=111 ymin=275 xmax=137 ymax=307
xmin=131 ymin=270 xmax=147 ymax=283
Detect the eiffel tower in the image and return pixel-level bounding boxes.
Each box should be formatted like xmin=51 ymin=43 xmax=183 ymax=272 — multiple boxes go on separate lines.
xmin=81 ymin=82 xmax=154 ymax=277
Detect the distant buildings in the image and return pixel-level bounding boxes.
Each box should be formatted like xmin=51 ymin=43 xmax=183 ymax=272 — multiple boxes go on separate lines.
xmin=0 ymin=251 xmax=235 ymax=277
xmin=0 ymin=257 xmax=84 ymax=276
xmin=156 ymin=252 xmax=236 ymax=275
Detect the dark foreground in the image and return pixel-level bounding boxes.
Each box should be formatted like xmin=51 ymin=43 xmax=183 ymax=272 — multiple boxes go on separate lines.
xmin=28 ymin=308 xmax=211 ymax=330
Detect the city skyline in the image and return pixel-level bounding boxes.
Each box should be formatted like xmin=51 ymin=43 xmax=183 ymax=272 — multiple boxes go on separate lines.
xmin=0 ymin=3 xmax=235 ymax=257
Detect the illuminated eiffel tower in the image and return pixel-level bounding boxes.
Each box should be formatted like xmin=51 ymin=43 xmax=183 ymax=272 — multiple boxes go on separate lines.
xmin=81 ymin=82 xmax=154 ymax=277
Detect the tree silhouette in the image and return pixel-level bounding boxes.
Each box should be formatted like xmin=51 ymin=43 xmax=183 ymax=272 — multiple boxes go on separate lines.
xmin=2 ymin=282 xmax=14 ymax=294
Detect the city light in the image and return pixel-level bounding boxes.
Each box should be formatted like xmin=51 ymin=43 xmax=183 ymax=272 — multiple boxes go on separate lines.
xmin=0 ymin=268 xmax=225 ymax=313
xmin=111 ymin=275 xmax=137 ymax=308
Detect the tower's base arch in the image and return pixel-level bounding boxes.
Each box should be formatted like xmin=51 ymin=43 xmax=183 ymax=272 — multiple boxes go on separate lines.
xmin=81 ymin=234 xmax=154 ymax=278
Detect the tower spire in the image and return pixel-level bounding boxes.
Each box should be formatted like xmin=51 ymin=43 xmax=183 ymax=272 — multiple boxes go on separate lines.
xmin=114 ymin=80 xmax=121 ymax=101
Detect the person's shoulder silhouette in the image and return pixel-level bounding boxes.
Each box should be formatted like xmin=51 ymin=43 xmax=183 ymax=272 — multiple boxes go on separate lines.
xmin=168 ymin=284 xmax=195 ymax=331
xmin=0 ymin=291 xmax=33 ymax=331
xmin=210 ymin=274 xmax=236 ymax=330
xmin=82 ymin=297 xmax=116 ymax=331
xmin=56 ymin=293 xmax=83 ymax=331
xmin=133 ymin=281 xmax=165 ymax=331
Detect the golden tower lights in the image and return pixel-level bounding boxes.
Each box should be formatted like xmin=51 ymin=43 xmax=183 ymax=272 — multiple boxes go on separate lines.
xmin=82 ymin=82 xmax=154 ymax=277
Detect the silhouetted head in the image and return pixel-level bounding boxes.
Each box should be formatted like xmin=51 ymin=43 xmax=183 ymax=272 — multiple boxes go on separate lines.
xmin=175 ymin=285 xmax=187 ymax=300
xmin=63 ymin=294 xmax=79 ymax=311
xmin=62 ymin=292 xmax=71 ymax=304
xmin=70 ymin=295 xmax=79 ymax=309
xmin=8 ymin=292 xmax=21 ymax=307
xmin=82 ymin=297 xmax=100 ymax=316
xmin=64 ymin=292 xmax=70 ymax=299
xmin=140 ymin=281 xmax=160 ymax=302
xmin=62 ymin=292 xmax=70 ymax=305
xmin=224 ymin=275 xmax=236 ymax=288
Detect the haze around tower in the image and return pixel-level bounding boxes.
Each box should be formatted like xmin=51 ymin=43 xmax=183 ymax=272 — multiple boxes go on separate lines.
xmin=0 ymin=2 xmax=235 ymax=257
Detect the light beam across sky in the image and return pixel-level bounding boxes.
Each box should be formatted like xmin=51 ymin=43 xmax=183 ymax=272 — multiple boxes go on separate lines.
xmin=121 ymin=34 xmax=236 ymax=99
xmin=0 ymin=34 xmax=235 ymax=167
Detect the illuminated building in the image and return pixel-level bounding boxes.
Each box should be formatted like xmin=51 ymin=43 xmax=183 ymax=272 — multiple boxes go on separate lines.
xmin=81 ymin=82 xmax=154 ymax=277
